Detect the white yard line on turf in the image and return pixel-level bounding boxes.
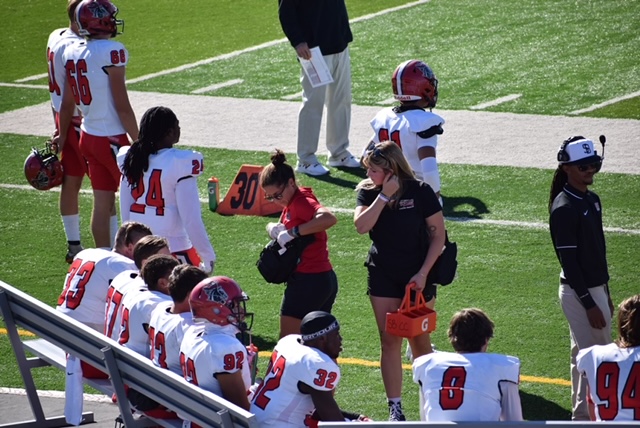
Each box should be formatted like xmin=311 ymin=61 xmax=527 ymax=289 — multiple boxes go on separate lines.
xmin=124 ymin=0 xmax=430 ymax=85
xmin=0 ymin=82 xmax=48 ymax=90
xmin=470 ymin=94 xmax=522 ymax=110
xmin=569 ymin=90 xmax=640 ymax=115
xmin=191 ymin=79 xmax=244 ymax=95
xmin=2 ymin=183 xmax=638 ymax=235
xmin=14 ymin=73 xmax=49 ymax=83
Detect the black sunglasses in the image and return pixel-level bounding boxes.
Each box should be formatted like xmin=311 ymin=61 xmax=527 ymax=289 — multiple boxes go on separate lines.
xmin=367 ymin=147 xmax=388 ymax=162
xmin=577 ymin=162 xmax=601 ymax=172
xmin=265 ymin=184 xmax=286 ymax=201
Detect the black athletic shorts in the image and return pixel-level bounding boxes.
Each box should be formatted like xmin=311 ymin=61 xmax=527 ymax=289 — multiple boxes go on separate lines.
xmin=367 ymin=265 xmax=437 ymax=301
xmin=281 ymin=269 xmax=338 ymax=319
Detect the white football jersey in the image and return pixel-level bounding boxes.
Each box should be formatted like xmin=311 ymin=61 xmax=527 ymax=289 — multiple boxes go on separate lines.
xmin=413 ymin=351 xmax=520 ymax=422
xmin=250 ymin=334 xmax=341 ymax=428
xmin=577 ymin=343 xmax=640 ymax=421
xmin=148 ymin=305 xmax=193 ymax=376
xmin=369 ymin=107 xmax=444 ymax=180
xmin=56 ymin=248 xmax=136 ymax=332
xmin=117 ymin=289 xmax=171 ymax=357
xmin=46 ymin=28 xmax=82 ymax=113
xmin=179 ymin=323 xmax=250 ymax=397
xmin=117 ymin=146 xmax=216 ymax=266
xmin=61 ymin=38 xmax=128 ymax=136
xmin=104 ymin=269 xmax=143 ymax=340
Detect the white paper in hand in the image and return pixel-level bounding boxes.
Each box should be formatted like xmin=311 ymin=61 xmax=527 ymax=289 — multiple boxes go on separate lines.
xmin=299 ymin=47 xmax=334 ymax=88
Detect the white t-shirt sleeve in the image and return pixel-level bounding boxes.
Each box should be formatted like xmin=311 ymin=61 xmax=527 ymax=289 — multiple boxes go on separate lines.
xmin=499 ymin=380 xmax=523 ymax=421
xmin=175 ymin=177 xmax=216 ymax=264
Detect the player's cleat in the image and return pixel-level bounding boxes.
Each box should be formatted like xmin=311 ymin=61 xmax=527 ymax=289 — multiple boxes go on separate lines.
xmin=328 ymin=154 xmax=360 ymax=168
xmin=388 ymin=401 xmax=406 ymax=422
xmin=295 ymin=162 xmax=330 ymax=176
xmin=66 ymin=244 xmax=84 ymax=264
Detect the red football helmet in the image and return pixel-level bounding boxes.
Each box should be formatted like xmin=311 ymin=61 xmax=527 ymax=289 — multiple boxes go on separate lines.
xmin=190 ymin=276 xmax=253 ymax=331
xmin=24 ymin=143 xmax=64 ymax=191
xmin=75 ymin=0 xmax=124 ymax=38
xmin=392 ymin=60 xmax=439 ymax=107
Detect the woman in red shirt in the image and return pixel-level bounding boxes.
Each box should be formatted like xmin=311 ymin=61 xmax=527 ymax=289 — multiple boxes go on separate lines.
xmin=259 ymin=149 xmax=338 ymax=338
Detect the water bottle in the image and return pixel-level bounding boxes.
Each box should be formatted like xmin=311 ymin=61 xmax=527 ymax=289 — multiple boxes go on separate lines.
xmin=208 ymin=177 xmax=219 ymax=212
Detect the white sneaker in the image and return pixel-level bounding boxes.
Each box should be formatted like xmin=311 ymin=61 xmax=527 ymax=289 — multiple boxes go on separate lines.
xmin=406 ymin=342 xmax=436 ymax=361
xmin=295 ymin=162 xmax=330 ymax=176
xmin=327 ymin=155 xmax=360 ymax=168
xmin=405 ymin=342 xmax=413 ymax=361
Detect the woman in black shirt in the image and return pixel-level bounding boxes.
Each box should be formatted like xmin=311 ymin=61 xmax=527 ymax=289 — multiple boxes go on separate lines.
xmin=354 ymin=141 xmax=445 ymax=421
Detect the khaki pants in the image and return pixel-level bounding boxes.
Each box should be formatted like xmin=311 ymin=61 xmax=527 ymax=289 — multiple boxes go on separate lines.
xmin=558 ymin=283 xmax=612 ymax=421
xmin=297 ymin=47 xmax=352 ymax=165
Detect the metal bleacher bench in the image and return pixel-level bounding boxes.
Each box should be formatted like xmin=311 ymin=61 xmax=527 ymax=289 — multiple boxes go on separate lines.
xmin=0 ymin=280 xmax=258 ymax=428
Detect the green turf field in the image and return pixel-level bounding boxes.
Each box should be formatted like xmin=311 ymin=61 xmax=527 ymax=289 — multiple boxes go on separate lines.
xmin=1 ymin=0 xmax=639 ymax=422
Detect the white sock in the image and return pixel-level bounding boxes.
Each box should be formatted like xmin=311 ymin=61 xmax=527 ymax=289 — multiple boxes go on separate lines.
xmin=62 ymin=214 xmax=81 ymax=243
xmin=388 ymin=397 xmax=401 ymax=405
xmin=110 ymin=215 xmax=118 ymax=248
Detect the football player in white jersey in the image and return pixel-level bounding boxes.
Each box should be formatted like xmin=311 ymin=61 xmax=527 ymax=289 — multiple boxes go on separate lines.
xmin=413 ymin=308 xmax=522 ymax=422
xmin=46 ymin=0 xmax=87 ymax=263
xmin=117 ymin=254 xmax=177 ymax=357
xmin=149 ymin=265 xmax=208 ymax=375
xmin=118 ymin=106 xmax=216 ymax=273
xmin=56 ymin=221 xmax=150 ymax=380
xmin=56 ymin=221 xmax=151 ymax=332
xmin=104 ymin=235 xmax=171 ymax=340
xmin=577 ymin=294 xmax=640 ymax=422
xmin=250 ymin=311 xmax=368 ymax=427
xmin=180 ymin=276 xmax=254 ymax=424
xmin=125 ymin=264 xmax=208 ymax=419
xmin=56 ymin=0 xmax=138 ymax=249
xmin=365 ymin=59 xmax=444 ymax=205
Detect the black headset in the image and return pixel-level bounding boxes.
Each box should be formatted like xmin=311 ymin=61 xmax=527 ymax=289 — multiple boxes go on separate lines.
xmin=557 ymin=135 xmax=607 ymax=172
xmin=557 ymin=135 xmax=586 ymax=163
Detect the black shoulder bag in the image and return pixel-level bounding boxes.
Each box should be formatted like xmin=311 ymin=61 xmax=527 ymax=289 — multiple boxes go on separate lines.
xmin=256 ymin=235 xmax=315 ymax=284
xmin=428 ymin=231 xmax=458 ymax=286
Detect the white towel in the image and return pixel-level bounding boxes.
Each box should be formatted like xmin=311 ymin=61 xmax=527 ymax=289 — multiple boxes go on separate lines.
xmin=64 ymin=354 xmax=83 ymax=425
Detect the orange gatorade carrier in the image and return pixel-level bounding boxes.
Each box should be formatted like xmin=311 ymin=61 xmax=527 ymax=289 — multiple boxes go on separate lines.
xmin=385 ymin=283 xmax=437 ymax=338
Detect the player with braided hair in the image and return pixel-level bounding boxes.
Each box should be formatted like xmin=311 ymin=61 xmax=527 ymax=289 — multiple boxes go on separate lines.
xmin=118 ymin=106 xmax=216 ymax=274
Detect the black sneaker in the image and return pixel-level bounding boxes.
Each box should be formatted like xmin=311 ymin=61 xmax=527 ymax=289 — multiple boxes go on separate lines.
xmin=388 ymin=400 xmax=406 ymax=422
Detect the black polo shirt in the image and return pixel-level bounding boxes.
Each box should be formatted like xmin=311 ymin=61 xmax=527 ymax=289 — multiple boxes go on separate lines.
xmin=278 ymin=0 xmax=353 ymax=55
xmin=549 ymin=183 xmax=609 ymax=309
xmin=357 ymin=180 xmax=441 ymax=274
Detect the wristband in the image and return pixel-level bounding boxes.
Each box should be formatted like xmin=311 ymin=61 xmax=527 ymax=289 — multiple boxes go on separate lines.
xmin=578 ymin=291 xmax=597 ymax=310
xmin=288 ymin=226 xmax=300 ymax=238
xmin=378 ymin=193 xmax=391 ymax=203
